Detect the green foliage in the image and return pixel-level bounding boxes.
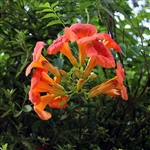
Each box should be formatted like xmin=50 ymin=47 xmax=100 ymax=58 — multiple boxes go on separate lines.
xmin=37 ymin=1 xmax=65 ymax=27
xmin=0 ymin=143 xmax=8 ymax=150
xmin=0 ymin=0 xmax=150 ymax=150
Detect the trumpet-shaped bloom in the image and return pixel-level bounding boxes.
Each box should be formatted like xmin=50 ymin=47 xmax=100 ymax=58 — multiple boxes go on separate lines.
xmin=34 ymin=94 xmax=68 ymax=120
xmin=26 ymin=42 xmax=69 ymax=120
xmin=65 ymin=23 xmax=97 ymax=41
xmin=29 ymin=68 xmax=69 ymax=120
xmin=77 ymin=33 xmax=121 ymax=66
xmin=65 ymin=23 xmax=98 ymax=66
xmin=86 ymin=40 xmax=115 ymax=68
xmin=31 ymin=69 xmax=66 ymax=96
xmin=26 ymin=42 xmax=60 ymax=78
xmin=77 ymin=33 xmax=122 ymax=52
xmin=103 ymin=34 xmax=122 ymax=52
xmin=88 ymin=63 xmax=128 ymax=100
xmin=30 ymin=68 xmax=48 ymax=90
xmin=115 ymin=63 xmax=128 ymax=100
xmin=83 ymin=40 xmax=115 ymax=78
xmin=65 ymin=23 xmax=122 ymax=66
xmin=47 ymin=35 xmax=78 ymax=67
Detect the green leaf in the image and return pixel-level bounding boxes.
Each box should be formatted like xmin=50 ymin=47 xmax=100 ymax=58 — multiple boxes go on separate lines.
xmin=130 ymin=45 xmax=140 ymax=56
xmin=41 ymin=8 xmax=54 ymax=13
xmin=37 ymin=9 xmax=53 ymax=13
xmin=15 ymin=59 xmax=29 ymax=78
xmin=2 ymin=143 xmax=8 ymax=150
xmin=22 ymin=105 xmax=32 ymax=112
xmin=72 ymin=133 xmax=79 ymax=140
xmin=53 ymin=58 xmax=64 ymax=69
xmin=0 ymin=0 xmax=4 ymax=7
xmin=13 ymin=110 xmax=22 ymax=117
xmin=120 ymin=43 xmax=126 ymax=56
xmin=51 ymin=1 xmax=58 ymax=9
xmin=60 ymin=114 xmax=68 ymax=120
xmin=38 ymin=2 xmax=51 ymax=8
xmin=31 ymin=120 xmax=42 ymax=130
xmin=142 ymin=46 xmax=150 ymax=52
xmin=45 ymin=20 xmax=62 ymax=27
xmin=1 ymin=109 xmax=12 ymax=118
xmin=80 ymin=2 xmax=92 ymax=11
xmin=104 ymin=0 xmax=113 ymax=3
xmin=21 ymin=141 xmax=35 ymax=150
xmin=11 ymin=52 xmax=25 ymax=57
xmin=42 ymin=13 xmax=58 ymax=19
xmin=100 ymin=5 xmax=114 ymax=18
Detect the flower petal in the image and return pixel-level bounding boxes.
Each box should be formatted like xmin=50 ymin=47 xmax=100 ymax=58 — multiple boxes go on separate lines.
xmin=47 ymin=36 xmax=78 ymax=67
xmin=34 ymin=94 xmax=56 ymax=120
xmin=116 ymin=63 xmax=124 ymax=85
xmin=69 ymin=23 xmax=97 ymax=38
xmin=60 ymin=42 xmax=78 ymax=67
xmin=85 ymin=44 xmax=98 ymax=57
xmin=105 ymin=89 xmax=121 ymax=97
xmin=103 ymin=34 xmax=122 ymax=52
xmin=77 ymin=33 xmax=105 ymax=45
xmin=85 ymin=41 xmax=115 ymax=68
xmin=33 ymin=41 xmax=45 ymax=62
xmin=29 ymin=90 xmax=41 ymax=105
xmin=30 ymin=68 xmax=48 ymax=89
xmin=49 ymin=96 xmax=68 ymax=109
xmin=64 ymin=27 xmax=78 ymax=41
xmin=32 ymin=81 xmax=52 ymax=92
xmin=77 ymin=43 xmax=87 ymax=66
xmin=47 ymin=35 xmax=68 ymax=54
xmin=34 ymin=108 xmax=52 ymax=120
xmin=88 ymin=77 xmax=118 ymax=98
xmin=25 ymin=61 xmax=45 ymax=76
xmin=121 ymin=85 xmax=128 ymax=100
xmin=25 ymin=55 xmax=48 ymax=76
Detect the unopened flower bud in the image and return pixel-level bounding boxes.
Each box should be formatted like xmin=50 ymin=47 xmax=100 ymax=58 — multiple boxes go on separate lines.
xmin=59 ymin=69 xmax=69 ymax=79
xmin=77 ymin=78 xmax=84 ymax=91
xmin=89 ymin=72 xmax=97 ymax=79
xmin=73 ymin=70 xmax=82 ymax=79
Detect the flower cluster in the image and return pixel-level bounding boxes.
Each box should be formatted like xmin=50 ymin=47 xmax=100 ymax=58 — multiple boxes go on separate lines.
xmin=26 ymin=23 xmax=128 ymax=120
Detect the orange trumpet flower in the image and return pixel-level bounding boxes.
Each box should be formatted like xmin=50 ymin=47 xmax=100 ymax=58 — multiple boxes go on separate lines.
xmin=65 ymin=23 xmax=98 ymax=66
xmin=31 ymin=69 xmax=66 ymax=96
xmin=88 ymin=63 xmax=128 ymax=100
xmin=47 ymin=35 xmax=78 ymax=67
xmin=83 ymin=40 xmax=115 ymax=78
xmin=65 ymin=24 xmax=122 ymax=66
xmin=26 ymin=41 xmax=60 ymax=78
xmin=102 ymin=34 xmax=122 ymax=52
xmin=29 ymin=68 xmax=68 ymax=120
xmin=34 ymin=94 xmax=68 ymax=120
